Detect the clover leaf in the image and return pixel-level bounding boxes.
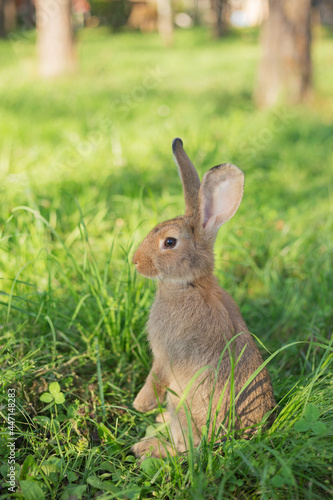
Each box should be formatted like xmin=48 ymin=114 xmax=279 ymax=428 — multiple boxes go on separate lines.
xmin=40 ymin=382 xmax=65 ymax=405
xmin=294 ymin=404 xmax=327 ymax=435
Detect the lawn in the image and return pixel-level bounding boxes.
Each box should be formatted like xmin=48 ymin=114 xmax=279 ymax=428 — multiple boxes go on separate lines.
xmin=0 ymin=26 xmax=332 ymax=499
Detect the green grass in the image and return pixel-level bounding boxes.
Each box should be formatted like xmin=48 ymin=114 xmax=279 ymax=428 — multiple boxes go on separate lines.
xmin=0 ymin=26 xmax=333 ymax=499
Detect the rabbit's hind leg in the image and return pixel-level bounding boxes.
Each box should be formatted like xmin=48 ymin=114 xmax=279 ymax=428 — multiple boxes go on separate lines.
xmin=168 ymin=413 xmax=203 ymax=454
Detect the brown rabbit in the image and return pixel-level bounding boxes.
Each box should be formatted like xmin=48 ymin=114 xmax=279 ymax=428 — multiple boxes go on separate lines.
xmin=132 ymin=138 xmax=276 ymax=460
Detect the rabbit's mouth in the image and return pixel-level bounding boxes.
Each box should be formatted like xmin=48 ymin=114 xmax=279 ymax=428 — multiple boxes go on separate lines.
xmin=133 ymin=260 xmax=158 ymax=280
xmin=137 ymin=269 xmax=156 ymax=279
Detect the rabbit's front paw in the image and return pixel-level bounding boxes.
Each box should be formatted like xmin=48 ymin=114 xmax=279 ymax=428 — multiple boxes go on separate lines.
xmin=132 ymin=437 xmax=174 ymax=461
xmin=133 ymin=386 xmax=158 ymax=412
xmin=155 ymin=411 xmax=172 ymax=423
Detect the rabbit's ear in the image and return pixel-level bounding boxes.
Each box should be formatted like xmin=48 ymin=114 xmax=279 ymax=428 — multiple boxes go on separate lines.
xmin=172 ymin=138 xmax=201 ymax=216
xmin=198 ymin=164 xmax=244 ymax=240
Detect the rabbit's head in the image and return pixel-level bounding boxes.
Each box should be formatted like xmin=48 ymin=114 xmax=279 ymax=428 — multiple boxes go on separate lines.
xmin=132 ymin=138 xmax=244 ymax=284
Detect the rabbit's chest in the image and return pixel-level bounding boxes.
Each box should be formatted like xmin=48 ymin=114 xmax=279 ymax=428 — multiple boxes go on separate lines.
xmin=147 ymin=295 xmax=211 ymax=362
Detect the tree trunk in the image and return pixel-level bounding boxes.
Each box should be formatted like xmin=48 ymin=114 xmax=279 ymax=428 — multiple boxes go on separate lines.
xmin=23 ymin=0 xmax=35 ymax=27
xmin=157 ymin=0 xmax=173 ymax=45
xmin=0 ymin=0 xmax=5 ymax=38
xmin=211 ymin=0 xmax=228 ymax=37
xmin=318 ymin=0 xmax=333 ymax=26
xmin=0 ymin=0 xmax=16 ymax=38
xmin=255 ymin=0 xmax=312 ymax=107
xmin=192 ymin=0 xmax=200 ymax=26
xmin=35 ymin=0 xmax=75 ymax=78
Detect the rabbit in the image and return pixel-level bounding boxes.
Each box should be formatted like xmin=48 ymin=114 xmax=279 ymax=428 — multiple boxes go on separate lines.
xmin=131 ymin=138 xmax=276 ymax=460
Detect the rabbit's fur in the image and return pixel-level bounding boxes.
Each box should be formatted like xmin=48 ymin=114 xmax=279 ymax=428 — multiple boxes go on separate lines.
xmin=132 ymin=139 xmax=276 ymax=459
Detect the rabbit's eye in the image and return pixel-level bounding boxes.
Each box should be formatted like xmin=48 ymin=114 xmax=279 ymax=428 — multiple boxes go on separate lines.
xmin=164 ymin=237 xmax=177 ymax=248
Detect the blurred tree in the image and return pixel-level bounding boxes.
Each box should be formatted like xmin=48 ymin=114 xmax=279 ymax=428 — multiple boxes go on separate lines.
xmin=255 ymin=0 xmax=312 ymax=107
xmin=127 ymin=0 xmax=157 ymax=33
xmin=0 ymin=0 xmax=5 ymax=37
xmin=157 ymin=0 xmax=173 ymax=44
xmin=35 ymin=0 xmax=75 ymax=78
xmin=17 ymin=0 xmax=35 ymax=27
xmin=317 ymin=0 xmax=333 ymax=26
xmin=211 ymin=0 xmax=229 ymax=37
xmin=192 ymin=0 xmax=200 ymax=26
xmin=90 ymin=0 xmax=131 ymax=30
xmin=0 ymin=0 xmax=16 ymax=38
